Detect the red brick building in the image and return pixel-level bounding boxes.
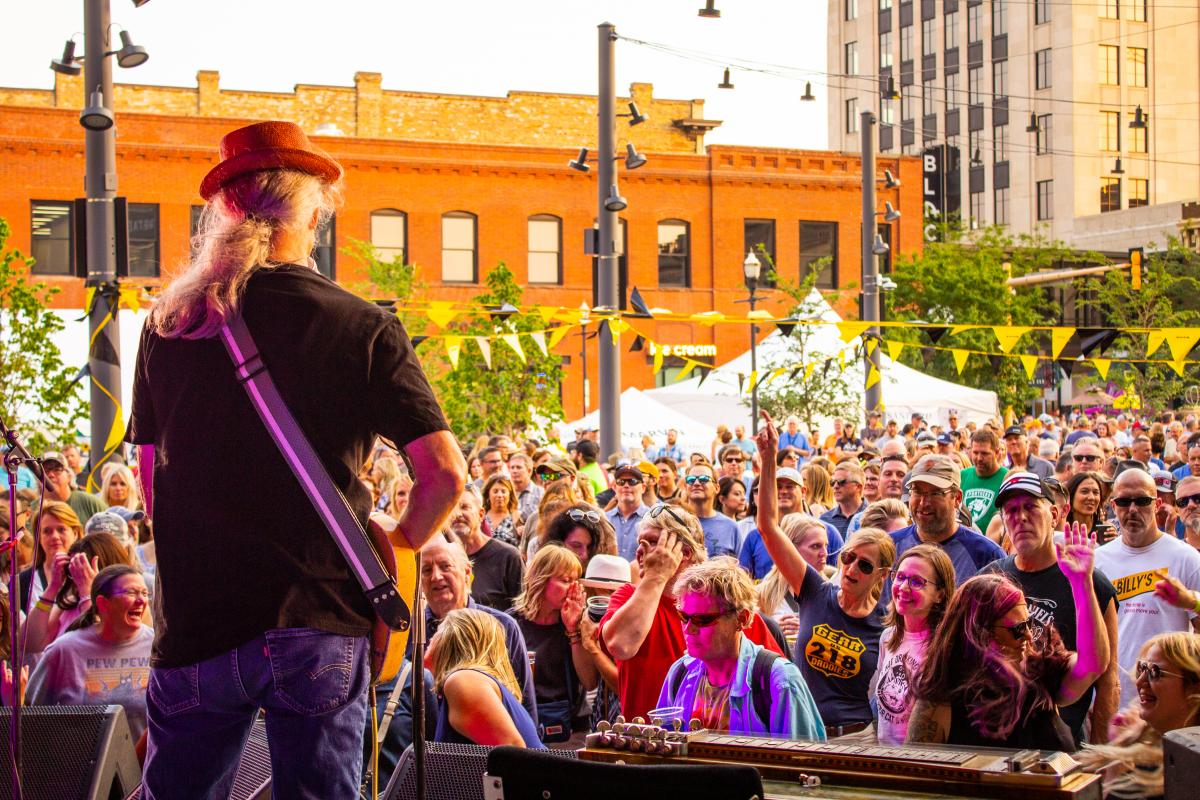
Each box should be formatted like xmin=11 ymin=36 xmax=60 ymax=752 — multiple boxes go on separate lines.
xmin=0 ymin=71 xmax=921 ymax=417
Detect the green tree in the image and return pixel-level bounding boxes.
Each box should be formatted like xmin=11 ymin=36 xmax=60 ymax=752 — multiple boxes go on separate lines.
xmin=432 ymin=262 xmax=564 ymax=440
xmin=1076 ymin=238 xmax=1200 ymax=410
xmin=340 ymin=238 xmax=424 ymax=331
xmin=753 ymin=252 xmax=863 ymax=433
xmin=883 ymin=222 xmax=1073 ymax=411
xmin=0 ymin=218 xmax=87 ymax=453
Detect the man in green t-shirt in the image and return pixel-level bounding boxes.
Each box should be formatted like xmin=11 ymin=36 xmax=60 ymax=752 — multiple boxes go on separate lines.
xmin=574 ymin=438 xmax=608 ymax=497
xmin=959 ymin=428 xmax=1008 ymax=532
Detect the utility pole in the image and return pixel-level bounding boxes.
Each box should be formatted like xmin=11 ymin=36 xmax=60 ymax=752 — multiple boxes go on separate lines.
xmin=596 ymin=22 xmax=622 ymax=461
xmin=860 ymin=110 xmax=882 ymax=414
xmin=84 ymin=0 xmax=123 ymax=487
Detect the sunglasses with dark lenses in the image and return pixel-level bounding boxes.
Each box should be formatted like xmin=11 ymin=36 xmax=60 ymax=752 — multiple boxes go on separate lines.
xmin=1177 ymin=494 xmax=1200 ymax=508
xmin=723 ymin=457 xmax=744 ymax=464
xmin=677 ymin=609 xmax=733 ymax=628
xmin=684 ymin=475 xmax=714 ymax=486
xmin=992 ymin=619 xmax=1032 ymax=641
xmin=839 ymin=550 xmax=877 ymax=575
xmin=1072 ymin=454 xmax=1102 ymax=463
xmin=614 ymin=477 xmax=642 ymax=487
xmin=1113 ymin=495 xmax=1156 ymax=508
xmin=567 ymin=509 xmax=602 ymax=524
xmin=1136 ymin=660 xmax=1185 ymax=681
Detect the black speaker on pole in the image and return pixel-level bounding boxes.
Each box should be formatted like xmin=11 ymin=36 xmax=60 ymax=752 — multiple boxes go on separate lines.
xmin=0 ymin=705 xmax=139 ymax=800
xmin=1164 ymin=726 xmax=1200 ymax=800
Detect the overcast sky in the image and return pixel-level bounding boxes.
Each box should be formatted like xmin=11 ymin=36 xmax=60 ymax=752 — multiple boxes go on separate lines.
xmin=8 ymin=0 xmax=830 ymax=150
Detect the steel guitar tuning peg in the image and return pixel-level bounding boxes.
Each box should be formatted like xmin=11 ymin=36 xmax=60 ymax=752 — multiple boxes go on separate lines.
xmin=689 ymin=718 xmax=702 ymax=731
xmin=615 ymin=715 xmax=625 ymax=725
xmin=651 ymin=717 xmax=663 ymax=727
xmin=597 ymin=721 xmax=611 ymax=733
xmin=633 ymin=716 xmax=646 ymax=725
xmin=671 ymin=719 xmax=683 ymax=732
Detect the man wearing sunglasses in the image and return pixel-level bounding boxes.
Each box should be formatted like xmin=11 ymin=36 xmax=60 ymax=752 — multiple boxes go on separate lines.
xmin=606 ymin=464 xmax=651 ymax=561
xmin=1093 ymin=467 xmax=1200 ymax=708
xmin=1068 ymin=439 xmax=1105 ymax=478
xmin=685 ymin=464 xmax=742 ymax=559
xmin=1175 ymin=475 xmax=1200 ymax=550
xmin=981 ymin=472 xmax=1119 ymax=745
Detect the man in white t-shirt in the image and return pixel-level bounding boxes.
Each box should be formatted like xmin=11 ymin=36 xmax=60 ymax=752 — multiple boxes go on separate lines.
xmin=1093 ymin=467 xmax=1200 ymax=707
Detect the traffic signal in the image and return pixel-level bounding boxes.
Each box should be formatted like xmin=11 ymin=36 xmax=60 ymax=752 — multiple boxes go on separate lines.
xmin=1129 ymin=247 xmax=1144 ymax=290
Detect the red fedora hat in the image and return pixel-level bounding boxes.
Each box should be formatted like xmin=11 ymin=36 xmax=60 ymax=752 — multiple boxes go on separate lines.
xmin=199 ymin=121 xmax=343 ymax=200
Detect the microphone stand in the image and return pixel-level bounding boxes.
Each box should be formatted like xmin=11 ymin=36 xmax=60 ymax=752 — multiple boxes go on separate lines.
xmin=1 ymin=415 xmax=45 ymax=800
xmin=410 ymin=572 xmax=427 ymax=800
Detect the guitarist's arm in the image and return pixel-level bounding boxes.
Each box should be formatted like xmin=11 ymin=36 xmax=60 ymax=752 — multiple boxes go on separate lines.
xmin=395 ymin=430 xmax=466 ymax=550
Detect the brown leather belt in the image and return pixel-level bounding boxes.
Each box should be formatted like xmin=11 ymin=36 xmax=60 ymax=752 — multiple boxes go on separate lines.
xmin=824 ymin=720 xmax=870 ymax=737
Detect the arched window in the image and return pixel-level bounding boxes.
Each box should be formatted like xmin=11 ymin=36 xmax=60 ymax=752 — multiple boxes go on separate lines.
xmin=370 ymin=209 xmax=407 ymax=263
xmin=528 ymin=214 xmax=562 ymax=284
xmin=657 ymin=219 xmax=690 ymax=287
xmin=441 ymin=211 xmax=477 ymax=283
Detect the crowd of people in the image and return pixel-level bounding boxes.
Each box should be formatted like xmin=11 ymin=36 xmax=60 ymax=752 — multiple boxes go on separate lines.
xmin=3 ymin=405 xmax=1200 ymax=796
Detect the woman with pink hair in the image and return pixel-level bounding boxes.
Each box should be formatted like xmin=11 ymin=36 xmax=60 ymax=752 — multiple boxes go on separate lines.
xmin=906 ymin=524 xmax=1108 ymax=751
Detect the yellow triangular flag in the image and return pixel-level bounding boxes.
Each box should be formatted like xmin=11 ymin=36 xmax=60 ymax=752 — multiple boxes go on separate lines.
xmin=84 ymin=286 xmax=97 ymax=314
xmin=530 ymin=330 xmax=549 ymax=358
xmin=445 ymin=336 xmax=462 ymax=370
xmin=500 ymin=333 xmax=526 ymax=363
xmin=1051 ymin=328 xmax=1074 ymax=359
xmin=548 ymin=325 xmax=572 ymax=351
xmin=865 ymin=364 xmax=881 ymax=390
xmin=1092 ymin=357 xmax=1110 ymax=379
xmin=951 ymin=349 xmax=970 ymax=375
xmin=804 ymin=363 xmax=816 ymax=381
xmin=535 ymin=306 xmax=559 ymax=324
xmin=746 ymin=371 xmax=759 ymax=394
xmin=838 ymin=350 xmax=847 ymax=371
xmin=691 ymin=311 xmax=725 ymax=326
xmin=653 ymin=347 xmax=664 ymax=375
xmin=1146 ymin=329 xmax=1168 ymax=358
xmin=866 ymin=339 xmax=878 ymax=356
xmin=950 ymin=325 xmax=974 ymax=337
xmin=993 ymin=326 xmax=1032 ymax=354
xmin=609 ymin=319 xmax=630 ymax=345
xmin=426 ymin=300 xmax=459 ymax=329
xmin=885 ymin=339 xmax=906 ymax=361
xmin=1165 ymin=329 xmax=1200 ymax=363
xmin=836 ymin=321 xmax=871 ymax=343
xmin=671 ymin=360 xmax=697 ymax=384
xmin=104 ymin=414 xmax=125 ymax=453
xmin=119 ymin=286 xmax=142 ymax=313
xmin=1020 ymin=354 xmax=1039 ymax=379
xmin=475 ymin=337 xmax=492 ymax=369
xmin=1170 ymin=360 xmax=1188 ymax=378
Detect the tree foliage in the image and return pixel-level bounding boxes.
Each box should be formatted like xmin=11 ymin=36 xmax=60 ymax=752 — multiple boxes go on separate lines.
xmin=753 ymin=251 xmax=863 ymax=433
xmin=883 ymin=222 xmax=1073 ymax=411
xmin=431 ymin=262 xmax=564 ymax=441
xmin=340 ymin=238 xmax=424 ymax=332
xmin=0 ymin=218 xmax=87 ymax=453
xmin=1076 ymin=238 xmax=1200 ymax=410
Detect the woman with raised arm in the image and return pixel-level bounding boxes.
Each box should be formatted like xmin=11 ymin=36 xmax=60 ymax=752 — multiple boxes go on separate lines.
xmin=755 ymin=411 xmax=895 ymax=738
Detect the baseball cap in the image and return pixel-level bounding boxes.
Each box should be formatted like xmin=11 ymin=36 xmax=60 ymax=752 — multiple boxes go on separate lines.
xmin=1003 ymin=425 xmax=1025 ymax=439
xmin=995 ymin=471 xmax=1053 ymax=507
xmin=936 ymin=433 xmax=952 ymax=446
xmin=1039 ymin=413 xmax=1054 ymax=425
xmin=636 ymin=460 xmax=660 ymax=479
xmin=538 ymin=456 xmax=578 ymax=477
xmin=106 ymin=505 xmax=146 ymax=523
xmin=775 ymin=467 xmax=803 ymax=486
xmin=916 ymin=432 xmax=936 ymax=445
xmin=42 ymin=451 xmax=66 ymax=469
xmin=905 ymin=454 xmax=961 ymax=490
xmin=1152 ymin=468 xmax=1176 ymax=494
xmin=613 ymin=462 xmax=646 ymax=481
xmin=84 ymin=511 xmax=129 ymax=541
xmin=580 ymin=554 xmax=633 ymax=590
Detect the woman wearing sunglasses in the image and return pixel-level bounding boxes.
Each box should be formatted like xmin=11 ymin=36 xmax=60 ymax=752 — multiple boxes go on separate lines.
xmin=542 ymin=505 xmax=618 ymax=573
xmin=868 ymin=544 xmax=956 ymax=745
xmin=1077 ymin=632 xmax=1200 ymax=799
xmin=755 ymin=411 xmax=895 ymax=737
xmin=908 ymin=524 xmax=1107 ymax=752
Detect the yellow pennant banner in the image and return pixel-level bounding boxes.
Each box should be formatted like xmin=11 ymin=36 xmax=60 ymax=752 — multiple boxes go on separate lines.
xmin=1092 ymin=358 xmax=1111 ymax=379
xmin=445 ymin=336 xmax=462 ymax=370
xmin=691 ymin=311 xmax=725 ymax=326
xmin=529 ymin=330 xmax=549 ymax=358
xmin=653 ymin=347 xmax=664 ymax=375
xmin=535 ymin=305 xmax=560 ymax=324
xmin=426 ymin=301 xmax=459 ymax=329
xmin=1020 ymin=354 xmax=1039 ymax=379
xmin=993 ymin=326 xmax=1032 ymax=354
xmin=746 ymin=370 xmax=759 ymax=394
xmin=671 ymin=360 xmax=698 ymax=383
xmin=1165 ymin=329 xmax=1200 ymax=363
xmin=500 ymin=334 xmax=526 ymax=363
xmin=1051 ymin=328 xmax=1075 ymax=359
xmin=609 ymin=318 xmax=630 ymax=344
xmin=885 ymin=340 xmax=906 ymax=361
xmin=804 ymin=363 xmax=816 ymax=382
xmin=1170 ymin=360 xmax=1188 ymax=378
xmin=865 ymin=364 xmax=881 ymax=390
xmin=475 ymin=337 xmax=492 ymax=369
xmin=1146 ymin=330 xmax=1168 ymax=358
xmin=836 ymin=321 xmax=870 ymax=343
xmin=547 ymin=325 xmax=573 ymax=351
xmin=951 ymin=349 xmax=970 ymax=375
xmin=865 ymin=338 xmax=878 ymax=356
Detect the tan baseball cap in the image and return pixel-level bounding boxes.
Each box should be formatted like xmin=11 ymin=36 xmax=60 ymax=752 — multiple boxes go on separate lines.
xmin=905 ymin=454 xmax=961 ymax=490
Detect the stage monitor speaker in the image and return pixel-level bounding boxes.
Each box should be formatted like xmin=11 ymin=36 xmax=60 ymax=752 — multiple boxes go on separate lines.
xmin=385 ymin=743 xmax=577 ymax=800
xmin=0 ymin=704 xmax=139 ymax=800
xmin=1165 ymin=725 xmax=1200 ymax=800
xmin=484 ymin=745 xmax=763 ymax=800
xmin=125 ymin=717 xmax=270 ymax=800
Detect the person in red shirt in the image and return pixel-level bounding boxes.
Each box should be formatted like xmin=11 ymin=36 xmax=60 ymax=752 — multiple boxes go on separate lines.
xmin=598 ymin=503 xmax=783 ymax=721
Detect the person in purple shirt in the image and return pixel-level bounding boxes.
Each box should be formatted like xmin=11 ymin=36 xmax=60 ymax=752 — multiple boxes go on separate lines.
xmin=889 ymin=455 xmax=1005 ymax=585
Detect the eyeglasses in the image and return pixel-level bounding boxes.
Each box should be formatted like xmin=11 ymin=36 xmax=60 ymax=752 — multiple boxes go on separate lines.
xmin=992 ymin=619 xmax=1032 ymax=641
xmin=677 ymin=609 xmax=733 ymax=628
xmin=1072 ymin=454 xmax=1102 ymax=463
xmin=482 ymin=459 xmax=503 ymax=467
xmin=647 ymin=503 xmax=687 ymax=528
xmin=839 ymin=550 xmax=878 ymax=575
xmin=109 ymin=589 xmax=150 ymax=601
xmin=910 ymin=488 xmax=952 ymax=501
xmin=567 ymin=509 xmax=602 ymax=524
xmin=1113 ymin=495 xmax=1155 ymax=508
xmin=891 ymin=572 xmax=939 ymax=591
xmin=684 ymin=475 xmax=713 ymax=486
xmin=1177 ymin=494 xmax=1200 ymax=508
xmin=614 ymin=477 xmax=642 ymax=487
xmin=1136 ymin=660 xmax=1185 ymax=681
xmin=535 ymin=470 xmax=563 ymax=482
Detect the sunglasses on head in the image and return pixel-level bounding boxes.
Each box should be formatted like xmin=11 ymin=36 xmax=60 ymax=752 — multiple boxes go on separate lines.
xmin=677 ymin=609 xmax=733 ymax=628
xmin=684 ymin=475 xmax=714 ymax=486
xmin=567 ymin=509 xmax=602 ymax=524
xmin=647 ymin=503 xmax=687 ymax=527
xmin=839 ymin=550 xmax=878 ymax=575
xmin=992 ymin=619 xmax=1032 ymax=641
xmin=1136 ymin=660 xmax=1184 ymax=681
xmin=1113 ymin=495 xmax=1155 ymax=508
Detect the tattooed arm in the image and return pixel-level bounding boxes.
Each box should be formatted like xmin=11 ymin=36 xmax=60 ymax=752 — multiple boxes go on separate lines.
xmin=905 ymin=700 xmax=950 ymax=744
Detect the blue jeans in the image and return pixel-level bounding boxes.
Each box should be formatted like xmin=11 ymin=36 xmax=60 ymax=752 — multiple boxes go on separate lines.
xmin=143 ymin=628 xmax=370 ymax=799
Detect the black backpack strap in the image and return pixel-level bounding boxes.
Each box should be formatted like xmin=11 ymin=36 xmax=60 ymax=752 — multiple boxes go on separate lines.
xmin=750 ymin=648 xmax=783 ymax=728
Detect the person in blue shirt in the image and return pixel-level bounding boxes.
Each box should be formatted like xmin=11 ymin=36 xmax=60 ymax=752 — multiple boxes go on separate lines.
xmin=778 ymin=416 xmax=811 ymax=461
xmin=684 ymin=463 xmax=742 ymax=558
xmin=889 ymin=454 xmax=1005 ymax=585
xmin=739 ymin=467 xmax=843 ymax=579
xmin=657 ymin=558 xmax=824 ymax=739
xmin=657 ymin=429 xmax=685 ymax=465
xmin=605 ymin=463 xmax=651 ymax=560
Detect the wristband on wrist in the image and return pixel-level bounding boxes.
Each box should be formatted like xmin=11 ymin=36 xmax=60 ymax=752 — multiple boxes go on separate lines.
xmin=33 ymin=599 xmax=52 ymax=613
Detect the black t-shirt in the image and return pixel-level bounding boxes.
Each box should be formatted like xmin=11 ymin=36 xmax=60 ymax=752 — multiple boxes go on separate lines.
xmin=980 ymin=555 xmax=1118 ymax=744
xmin=127 ymin=263 xmax=449 ymax=668
xmin=508 ymin=611 xmax=573 ymax=706
xmin=468 ymin=538 xmax=524 ymax=612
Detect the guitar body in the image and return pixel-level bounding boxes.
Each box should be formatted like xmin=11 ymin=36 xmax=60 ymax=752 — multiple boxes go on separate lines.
xmin=367 ymin=512 xmax=419 ymax=685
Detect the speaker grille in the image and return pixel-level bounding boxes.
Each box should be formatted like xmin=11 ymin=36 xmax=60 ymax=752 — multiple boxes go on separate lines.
xmin=387 ymin=743 xmax=577 ymax=800
xmin=126 ymin=718 xmax=270 ymax=800
xmin=0 ymin=705 xmax=131 ymax=800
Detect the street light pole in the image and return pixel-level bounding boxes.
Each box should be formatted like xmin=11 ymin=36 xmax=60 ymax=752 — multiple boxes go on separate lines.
xmin=84 ymin=0 xmax=123 ymax=488
xmin=744 ymin=251 xmax=762 ymax=434
xmin=860 ymin=110 xmax=883 ymax=414
xmin=596 ymin=22 xmax=622 ymax=461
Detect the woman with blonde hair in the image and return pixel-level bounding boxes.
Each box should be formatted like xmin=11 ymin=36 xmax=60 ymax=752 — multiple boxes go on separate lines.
xmin=386 ymin=472 xmax=414 ymax=519
xmin=1078 ymin=632 xmax=1200 ymax=798
xmin=18 ymin=501 xmax=82 ymax=613
xmin=100 ymin=464 xmax=143 ymax=513
xmin=427 ymin=608 xmax=544 ymax=748
xmin=802 ymin=463 xmax=834 ymax=516
xmin=757 ymin=514 xmax=831 ymax=622
xmin=370 ymin=456 xmax=402 ymax=513
xmin=858 ymin=498 xmax=912 ymax=534
xmin=507 ymin=546 xmax=597 ymax=742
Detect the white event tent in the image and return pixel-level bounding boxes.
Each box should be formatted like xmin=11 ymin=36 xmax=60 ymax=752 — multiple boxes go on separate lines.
xmin=559 ymin=387 xmax=716 ymax=459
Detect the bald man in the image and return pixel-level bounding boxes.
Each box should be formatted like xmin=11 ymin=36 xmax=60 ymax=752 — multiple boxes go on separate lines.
xmin=1093 ymin=468 xmax=1200 ymax=707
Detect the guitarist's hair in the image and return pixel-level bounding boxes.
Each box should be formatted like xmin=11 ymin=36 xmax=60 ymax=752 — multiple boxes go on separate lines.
xmin=150 ymin=169 xmax=341 ymax=340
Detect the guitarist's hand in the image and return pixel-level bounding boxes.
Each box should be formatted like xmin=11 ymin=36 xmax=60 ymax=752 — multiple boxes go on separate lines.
xmin=561 ymin=580 xmax=586 ymax=635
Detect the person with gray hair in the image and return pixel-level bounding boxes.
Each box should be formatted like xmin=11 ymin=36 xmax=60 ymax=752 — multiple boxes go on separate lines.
xmin=657 ymin=557 xmax=824 ymax=738
xmin=1038 ymin=436 xmax=1061 ymax=462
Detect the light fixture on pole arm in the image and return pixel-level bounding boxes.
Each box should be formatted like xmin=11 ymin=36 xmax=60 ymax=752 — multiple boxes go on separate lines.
xmin=883 ymin=169 xmax=900 ymax=189
xmin=718 ymin=67 xmax=734 ymax=89
xmin=624 ymin=143 xmax=647 ymax=170
xmin=743 ymin=250 xmax=762 ymax=433
xmin=883 ymin=201 xmax=901 ymax=222
xmin=626 ymin=102 xmax=646 ymax=126
xmin=1111 ymin=157 xmax=1125 ymax=175
xmin=50 ymin=39 xmax=82 ymax=75
xmin=114 ymin=30 xmax=148 ymax=68
xmin=801 ymin=81 xmax=816 ymax=101
xmin=568 ymin=147 xmax=590 ymax=172
xmin=1130 ymin=105 xmax=1148 ymax=129
xmin=80 ymin=88 xmax=114 ymax=131
xmin=698 ymin=0 xmax=720 ymax=18
xmin=604 ymin=185 xmax=628 ymax=212
xmin=872 ymin=234 xmax=891 ymax=256
xmin=1026 ymin=113 xmax=1040 ymax=133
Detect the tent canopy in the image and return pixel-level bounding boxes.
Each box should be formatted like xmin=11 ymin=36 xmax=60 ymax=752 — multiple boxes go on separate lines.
xmin=559 ymin=387 xmax=715 ymax=459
